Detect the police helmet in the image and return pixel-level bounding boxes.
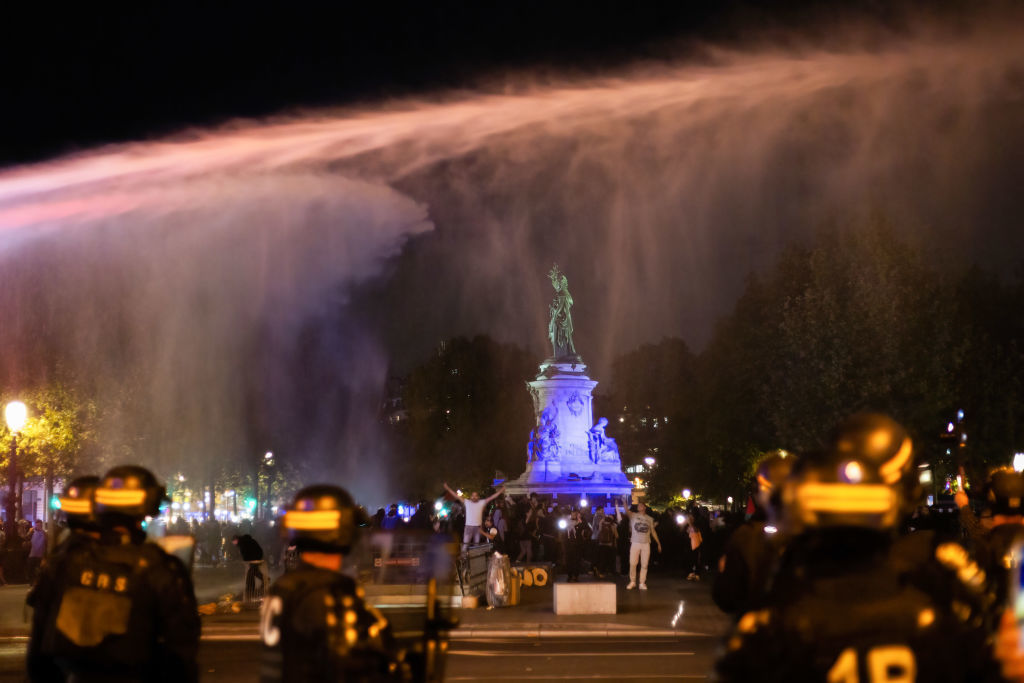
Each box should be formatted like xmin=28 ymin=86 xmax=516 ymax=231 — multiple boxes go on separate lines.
xmin=782 ymin=413 xmax=914 ymax=534
xmin=59 ymin=475 xmax=101 ymax=530
xmin=94 ymin=465 xmax=166 ymax=520
xmin=985 ymin=467 xmax=1024 ymax=516
xmin=754 ymin=450 xmax=794 ymax=511
xmin=283 ymin=484 xmax=361 ymax=554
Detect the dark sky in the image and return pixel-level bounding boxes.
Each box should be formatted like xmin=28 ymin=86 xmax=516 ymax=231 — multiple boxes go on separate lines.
xmin=1 ymin=1 xmax=956 ymax=166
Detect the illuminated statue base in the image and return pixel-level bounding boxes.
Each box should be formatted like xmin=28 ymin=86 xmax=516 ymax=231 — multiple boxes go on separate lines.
xmin=503 ymin=359 xmax=633 ymax=504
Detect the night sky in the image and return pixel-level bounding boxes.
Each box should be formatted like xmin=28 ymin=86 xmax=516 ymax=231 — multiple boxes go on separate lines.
xmin=1 ymin=1 xmax=963 ymax=167
xmin=1 ymin=1 xmax=1022 ymax=491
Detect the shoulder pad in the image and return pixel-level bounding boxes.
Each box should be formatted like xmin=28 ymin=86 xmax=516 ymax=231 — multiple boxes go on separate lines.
xmin=726 ymin=609 xmax=771 ymax=653
xmin=736 ymin=609 xmax=771 ymax=635
xmin=935 ymin=542 xmax=987 ymax=592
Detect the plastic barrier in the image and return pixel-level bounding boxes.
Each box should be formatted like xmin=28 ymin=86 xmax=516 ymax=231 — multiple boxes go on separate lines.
xmin=486 ymin=553 xmax=512 ymax=607
xmin=512 ymin=563 xmax=553 ymax=588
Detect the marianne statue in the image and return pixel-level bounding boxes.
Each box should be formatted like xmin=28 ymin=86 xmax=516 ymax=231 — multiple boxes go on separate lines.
xmin=547 ymin=264 xmax=578 ymax=360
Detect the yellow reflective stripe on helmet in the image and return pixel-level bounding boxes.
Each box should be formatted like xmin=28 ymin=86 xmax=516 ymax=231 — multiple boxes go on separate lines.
xmin=284 ymin=509 xmax=341 ymax=530
xmin=879 ymin=437 xmax=913 ymax=484
xmin=94 ymin=488 xmax=147 ymax=506
xmin=796 ymin=483 xmax=896 ymax=513
xmin=59 ymin=498 xmax=92 ymax=515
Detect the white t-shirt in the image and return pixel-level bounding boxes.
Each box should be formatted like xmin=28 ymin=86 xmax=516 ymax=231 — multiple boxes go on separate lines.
xmin=627 ymin=511 xmax=655 ymax=545
xmin=464 ymin=499 xmax=486 ymax=527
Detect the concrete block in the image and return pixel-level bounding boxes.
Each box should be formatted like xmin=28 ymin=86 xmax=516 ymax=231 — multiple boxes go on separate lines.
xmin=553 ymin=582 xmax=616 ymax=615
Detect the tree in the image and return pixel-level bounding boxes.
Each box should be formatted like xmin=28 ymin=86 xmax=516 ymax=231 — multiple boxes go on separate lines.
xmin=2 ymin=378 xmax=98 ymax=526
xmin=764 ymin=218 xmax=956 ymax=449
xmin=686 ymin=216 xmax=963 ymax=499
xmin=599 ymin=338 xmax=697 ymax=503
xmin=945 ymin=266 xmax=1024 ymax=479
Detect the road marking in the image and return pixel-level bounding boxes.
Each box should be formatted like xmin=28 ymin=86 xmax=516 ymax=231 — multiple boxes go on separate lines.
xmin=202 ymin=634 xmax=261 ymax=641
xmin=447 ymin=675 xmax=706 ymax=680
xmin=450 ymin=650 xmax=695 ymax=657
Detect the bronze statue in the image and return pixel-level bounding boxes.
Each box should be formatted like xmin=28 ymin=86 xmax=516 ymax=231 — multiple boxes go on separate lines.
xmin=547 ymin=264 xmax=577 ymax=360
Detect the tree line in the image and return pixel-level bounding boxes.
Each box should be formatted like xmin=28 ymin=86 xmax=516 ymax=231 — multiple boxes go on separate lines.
xmin=393 ymin=217 xmax=1024 ymax=503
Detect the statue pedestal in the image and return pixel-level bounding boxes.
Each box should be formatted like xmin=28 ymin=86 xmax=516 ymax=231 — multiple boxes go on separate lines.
xmin=504 ymin=358 xmax=633 ymax=503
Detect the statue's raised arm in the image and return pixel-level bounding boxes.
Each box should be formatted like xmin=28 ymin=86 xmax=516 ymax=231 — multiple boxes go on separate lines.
xmin=547 ymin=264 xmax=578 ymax=360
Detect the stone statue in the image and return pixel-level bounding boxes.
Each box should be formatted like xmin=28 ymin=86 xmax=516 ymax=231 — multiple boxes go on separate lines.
xmin=587 ymin=417 xmax=620 ymax=464
xmin=527 ymin=406 xmax=560 ymax=462
xmin=547 ymin=264 xmax=578 ymax=360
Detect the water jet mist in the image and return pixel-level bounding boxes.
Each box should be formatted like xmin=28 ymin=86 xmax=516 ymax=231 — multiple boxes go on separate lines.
xmin=1 ymin=20 xmax=1022 ymax=498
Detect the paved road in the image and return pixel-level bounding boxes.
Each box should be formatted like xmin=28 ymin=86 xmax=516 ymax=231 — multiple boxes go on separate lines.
xmin=0 ymin=566 xmax=728 ymax=681
xmin=447 ymin=636 xmax=715 ymax=681
xmin=190 ymin=635 xmax=718 ymax=682
xmin=1 ymin=619 xmax=721 ymax=682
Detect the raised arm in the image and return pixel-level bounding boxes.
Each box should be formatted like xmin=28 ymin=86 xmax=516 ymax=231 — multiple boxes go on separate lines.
xmin=443 ymin=482 xmax=462 ymax=500
xmin=484 ymin=485 xmax=506 ymax=503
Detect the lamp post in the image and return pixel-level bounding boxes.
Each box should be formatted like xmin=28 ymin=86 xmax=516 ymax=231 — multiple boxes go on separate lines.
xmin=5 ymin=401 xmax=28 ymax=550
xmin=259 ymin=451 xmax=274 ymax=520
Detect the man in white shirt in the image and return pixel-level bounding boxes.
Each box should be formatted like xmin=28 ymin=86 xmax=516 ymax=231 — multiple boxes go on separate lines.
xmin=27 ymin=519 xmax=47 ymax=585
xmin=444 ymin=483 xmax=506 ymax=549
xmin=616 ymin=495 xmax=662 ymax=590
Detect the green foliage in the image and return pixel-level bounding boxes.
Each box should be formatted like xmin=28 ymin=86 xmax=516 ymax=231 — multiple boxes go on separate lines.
xmin=613 ymin=215 xmax=1024 ymax=501
xmin=1 ymin=378 xmax=98 ymax=479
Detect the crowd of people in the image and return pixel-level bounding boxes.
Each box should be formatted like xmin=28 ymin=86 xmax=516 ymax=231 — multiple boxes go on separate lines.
xmin=163 ymin=516 xmax=284 ymax=569
xmin=366 ymin=483 xmax=732 ymax=588
xmin=21 ymin=410 xmax=1024 ymax=680
xmin=0 ymin=517 xmax=50 ymax=586
xmin=21 ymin=466 xmax=450 ymax=681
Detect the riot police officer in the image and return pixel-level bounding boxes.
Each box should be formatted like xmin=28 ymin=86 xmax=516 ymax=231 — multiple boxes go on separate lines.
xmin=28 ymin=465 xmax=199 ymax=682
xmin=260 ymin=484 xmax=403 ymax=682
xmin=716 ymin=413 xmax=1005 ymax=682
xmin=27 ymin=475 xmax=101 ymax=681
xmin=961 ymin=468 xmax=1024 ymax=605
xmin=712 ymin=450 xmax=791 ymax=615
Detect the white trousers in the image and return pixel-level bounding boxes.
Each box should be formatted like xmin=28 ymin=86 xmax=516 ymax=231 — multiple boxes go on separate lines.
xmin=629 ymin=542 xmax=651 ymax=585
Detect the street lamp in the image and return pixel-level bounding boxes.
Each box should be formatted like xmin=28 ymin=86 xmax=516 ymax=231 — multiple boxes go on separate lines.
xmin=258 ymin=451 xmax=275 ymax=520
xmin=5 ymin=401 xmax=28 ymax=549
xmin=5 ymin=402 xmax=27 ymax=433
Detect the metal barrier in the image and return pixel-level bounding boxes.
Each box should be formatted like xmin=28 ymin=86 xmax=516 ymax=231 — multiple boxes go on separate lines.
xmin=243 ymin=560 xmax=268 ymax=607
xmin=456 ymin=543 xmax=492 ymax=597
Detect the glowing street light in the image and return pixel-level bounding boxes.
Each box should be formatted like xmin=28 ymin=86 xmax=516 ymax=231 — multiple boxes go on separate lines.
xmin=4 ymin=401 xmax=27 ymax=433
xmin=644 ymin=456 xmax=656 ymax=467
xmin=1014 ymin=453 xmax=1024 ymax=473
xmin=580 ymin=497 xmax=588 ymax=508
xmin=682 ymin=488 xmax=692 ymax=499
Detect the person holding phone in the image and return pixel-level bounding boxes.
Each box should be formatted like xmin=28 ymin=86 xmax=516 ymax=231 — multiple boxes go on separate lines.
xmin=615 ymin=496 xmax=661 ymax=590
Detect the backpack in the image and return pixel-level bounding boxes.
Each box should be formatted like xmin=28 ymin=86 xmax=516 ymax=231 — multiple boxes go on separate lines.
xmin=598 ymin=520 xmax=615 ymax=545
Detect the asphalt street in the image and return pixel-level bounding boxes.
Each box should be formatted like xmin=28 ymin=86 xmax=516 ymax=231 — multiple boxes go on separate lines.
xmin=0 ymin=565 xmax=729 ymax=682
xmin=182 ymin=635 xmax=716 ymax=682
